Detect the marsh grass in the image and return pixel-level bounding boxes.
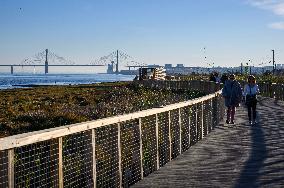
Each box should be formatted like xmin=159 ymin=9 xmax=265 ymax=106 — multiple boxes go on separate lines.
xmin=0 ymin=82 xmax=204 ymax=138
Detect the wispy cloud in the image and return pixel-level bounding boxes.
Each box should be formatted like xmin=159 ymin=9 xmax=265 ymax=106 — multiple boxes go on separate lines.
xmin=248 ymin=0 xmax=284 ymax=15
xmin=268 ymin=21 xmax=284 ymax=29
xmin=248 ymin=0 xmax=284 ymax=29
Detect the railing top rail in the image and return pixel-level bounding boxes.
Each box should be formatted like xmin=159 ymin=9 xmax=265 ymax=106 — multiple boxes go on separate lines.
xmin=0 ymin=90 xmax=221 ymax=151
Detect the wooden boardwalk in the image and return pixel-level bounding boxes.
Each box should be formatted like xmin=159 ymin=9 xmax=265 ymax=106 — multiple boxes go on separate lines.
xmin=132 ymin=97 xmax=284 ymax=188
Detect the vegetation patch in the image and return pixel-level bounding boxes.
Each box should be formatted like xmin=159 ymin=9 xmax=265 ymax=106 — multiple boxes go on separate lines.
xmin=0 ymin=82 xmax=205 ymax=138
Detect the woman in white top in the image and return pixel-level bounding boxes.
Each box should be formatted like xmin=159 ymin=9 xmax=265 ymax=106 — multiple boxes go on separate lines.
xmin=243 ymin=75 xmax=260 ymax=125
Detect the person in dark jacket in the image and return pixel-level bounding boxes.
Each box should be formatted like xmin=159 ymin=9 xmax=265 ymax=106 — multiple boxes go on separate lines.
xmin=222 ymin=74 xmax=242 ymax=124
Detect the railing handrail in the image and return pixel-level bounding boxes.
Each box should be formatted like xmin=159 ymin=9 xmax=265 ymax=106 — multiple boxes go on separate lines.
xmin=0 ymin=89 xmax=221 ymax=151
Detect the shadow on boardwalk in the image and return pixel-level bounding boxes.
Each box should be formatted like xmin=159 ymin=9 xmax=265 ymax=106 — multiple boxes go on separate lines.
xmin=132 ymin=97 xmax=284 ymax=188
xmin=234 ymin=115 xmax=268 ymax=187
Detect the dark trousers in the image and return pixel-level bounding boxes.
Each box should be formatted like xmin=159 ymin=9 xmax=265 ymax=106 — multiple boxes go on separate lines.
xmin=247 ymin=102 xmax=257 ymax=121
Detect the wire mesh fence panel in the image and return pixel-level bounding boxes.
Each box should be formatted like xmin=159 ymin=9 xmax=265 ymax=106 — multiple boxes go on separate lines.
xmin=170 ymin=109 xmax=180 ymax=159
xmin=259 ymin=83 xmax=269 ymax=97
xmin=203 ymin=100 xmax=211 ymax=137
xmin=0 ymin=150 xmax=8 ymax=187
xmin=63 ymin=131 xmax=93 ymax=188
xmin=275 ymin=84 xmax=284 ymax=100
xmin=120 ymin=119 xmax=142 ymax=187
xmin=202 ymin=101 xmax=208 ymax=137
xmin=95 ymin=124 xmax=120 ymax=188
xmin=196 ymin=103 xmax=203 ymax=141
xmin=14 ymin=140 xmax=59 ymax=188
xmin=141 ymin=115 xmax=157 ymax=177
xmin=217 ymin=95 xmax=225 ymax=121
xmin=180 ymin=106 xmax=190 ymax=152
xmin=190 ymin=105 xmax=197 ymax=145
xmin=158 ymin=112 xmax=170 ymax=167
xmin=207 ymin=99 xmax=213 ymax=133
xmin=282 ymin=85 xmax=284 ymax=101
xmin=212 ymin=97 xmax=218 ymax=128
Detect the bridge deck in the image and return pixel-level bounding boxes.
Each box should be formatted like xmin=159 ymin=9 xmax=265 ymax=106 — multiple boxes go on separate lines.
xmin=132 ymin=97 xmax=284 ymax=188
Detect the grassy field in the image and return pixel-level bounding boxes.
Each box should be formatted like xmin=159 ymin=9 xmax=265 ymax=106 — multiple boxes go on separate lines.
xmin=0 ymin=82 xmax=204 ymax=138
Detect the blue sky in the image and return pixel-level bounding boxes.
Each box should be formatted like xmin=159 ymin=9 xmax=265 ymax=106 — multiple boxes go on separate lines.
xmin=0 ymin=0 xmax=284 ymax=73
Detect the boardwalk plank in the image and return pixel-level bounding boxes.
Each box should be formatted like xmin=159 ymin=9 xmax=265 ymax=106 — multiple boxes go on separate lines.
xmin=132 ymin=97 xmax=284 ymax=188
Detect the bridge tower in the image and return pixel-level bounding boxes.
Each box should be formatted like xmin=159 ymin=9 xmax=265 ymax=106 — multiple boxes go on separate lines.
xmin=116 ymin=50 xmax=119 ymax=74
xmin=11 ymin=65 xmax=13 ymax=74
xmin=45 ymin=49 xmax=48 ymax=74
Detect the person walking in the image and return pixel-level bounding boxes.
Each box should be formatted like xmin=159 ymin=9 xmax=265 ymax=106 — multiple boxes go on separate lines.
xmin=222 ymin=74 xmax=242 ymax=124
xmin=243 ymin=75 xmax=260 ymax=125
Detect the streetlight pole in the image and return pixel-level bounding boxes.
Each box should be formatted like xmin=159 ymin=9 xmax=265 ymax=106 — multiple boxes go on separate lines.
xmin=272 ymin=50 xmax=275 ymax=74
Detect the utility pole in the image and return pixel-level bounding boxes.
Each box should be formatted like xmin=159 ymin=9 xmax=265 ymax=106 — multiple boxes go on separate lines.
xmin=249 ymin=59 xmax=252 ymax=75
xmin=272 ymin=49 xmax=275 ymax=74
xmin=116 ymin=50 xmax=119 ymax=74
xmin=45 ymin=49 xmax=48 ymax=74
xmin=241 ymin=63 xmax=243 ymax=74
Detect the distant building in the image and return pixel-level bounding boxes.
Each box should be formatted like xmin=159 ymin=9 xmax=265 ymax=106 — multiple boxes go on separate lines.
xmin=176 ymin=64 xmax=184 ymax=68
xmin=276 ymin=64 xmax=284 ymax=69
xmin=165 ymin=64 xmax=172 ymax=69
xmin=148 ymin=64 xmax=161 ymax=68
xmin=120 ymin=69 xmax=138 ymax=75
xmin=107 ymin=61 xmax=114 ymax=74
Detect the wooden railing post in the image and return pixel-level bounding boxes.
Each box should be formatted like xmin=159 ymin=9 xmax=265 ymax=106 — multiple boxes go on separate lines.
xmin=168 ymin=111 xmax=172 ymax=160
xmin=138 ymin=118 xmax=144 ymax=180
xmin=195 ymin=104 xmax=198 ymax=143
xmin=282 ymin=84 xmax=284 ymax=101
xmin=188 ymin=106 xmax=191 ymax=147
xmin=210 ymin=99 xmax=213 ymax=132
xmin=92 ymin=129 xmax=96 ymax=188
xmin=155 ymin=114 xmax=159 ymax=170
xmin=201 ymin=102 xmax=204 ymax=139
xmin=117 ymin=123 xmax=122 ymax=188
xmin=58 ymin=137 xmax=63 ymax=188
xmin=206 ymin=100 xmax=209 ymax=135
xmin=8 ymin=149 xmax=14 ymax=188
xmin=178 ymin=108 xmax=182 ymax=154
xmin=216 ymin=96 xmax=220 ymax=124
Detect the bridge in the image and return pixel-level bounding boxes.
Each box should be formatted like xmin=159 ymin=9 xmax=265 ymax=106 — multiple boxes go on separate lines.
xmin=0 ymin=49 xmax=146 ymax=74
xmin=0 ymin=80 xmax=283 ymax=187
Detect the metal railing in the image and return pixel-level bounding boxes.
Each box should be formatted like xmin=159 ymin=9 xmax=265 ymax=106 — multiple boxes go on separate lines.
xmin=0 ymin=80 xmax=224 ymax=188
xmin=258 ymin=82 xmax=284 ymax=100
xmin=238 ymin=80 xmax=284 ymax=101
